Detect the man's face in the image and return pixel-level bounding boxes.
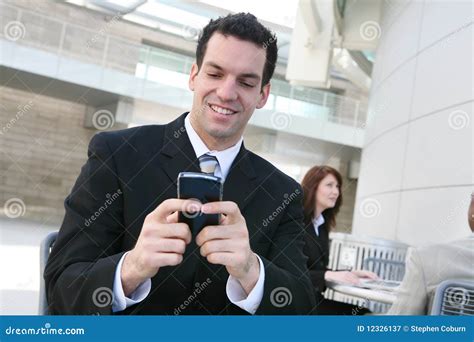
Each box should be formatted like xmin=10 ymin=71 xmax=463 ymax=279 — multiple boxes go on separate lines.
xmin=188 ymin=33 xmax=271 ymax=149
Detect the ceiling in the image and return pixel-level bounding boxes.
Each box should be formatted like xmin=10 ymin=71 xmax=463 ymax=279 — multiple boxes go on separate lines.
xmin=65 ymin=0 xmax=298 ymax=62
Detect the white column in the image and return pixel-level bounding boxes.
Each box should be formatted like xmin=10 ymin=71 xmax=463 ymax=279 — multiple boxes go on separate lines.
xmin=352 ymin=0 xmax=473 ymax=247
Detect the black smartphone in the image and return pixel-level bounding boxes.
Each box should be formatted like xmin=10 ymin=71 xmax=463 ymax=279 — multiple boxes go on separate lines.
xmin=177 ymin=172 xmax=223 ymax=236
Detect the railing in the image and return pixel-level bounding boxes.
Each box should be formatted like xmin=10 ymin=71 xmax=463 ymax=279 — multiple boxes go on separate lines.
xmin=0 ymin=3 xmax=367 ymax=129
xmin=325 ymin=232 xmax=409 ymax=313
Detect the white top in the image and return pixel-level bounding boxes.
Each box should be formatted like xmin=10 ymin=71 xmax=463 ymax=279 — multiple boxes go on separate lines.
xmin=111 ymin=114 xmax=264 ymax=314
xmin=312 ymin=214 xmax=325 ymax=236
xmin=184 ymin=114 xmax=243 ymax=180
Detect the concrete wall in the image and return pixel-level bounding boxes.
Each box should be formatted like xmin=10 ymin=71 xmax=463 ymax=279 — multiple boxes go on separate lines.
xmin=352 ymin=0 xmax=473 ymax=246
xmin=0 ymin=86 xmax=95 ymax=225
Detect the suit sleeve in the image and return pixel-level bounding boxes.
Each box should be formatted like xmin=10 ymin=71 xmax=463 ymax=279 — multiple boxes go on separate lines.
xmin=309 ymin=269 xmax=328 ymax=293
xmin=387 ymin=247 xmax=428 ymax=315
xmin=44 ymin=132 xmax=126 ymax=315
xmin=253 ymin=186 xmax=316 ymax=314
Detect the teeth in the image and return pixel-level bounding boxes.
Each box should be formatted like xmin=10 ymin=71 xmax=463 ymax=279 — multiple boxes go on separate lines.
xmin=210 ymin=105 xmax=235 ymax=115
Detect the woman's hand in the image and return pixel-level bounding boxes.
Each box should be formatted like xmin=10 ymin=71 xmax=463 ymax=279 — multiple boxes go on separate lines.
xmin=324 ymin=271 xmax=361 ymax=285
xmin=351 ymin=270 xmax=379 ymax=280
xmin=324 ymin=270 xmax=379 ymax=285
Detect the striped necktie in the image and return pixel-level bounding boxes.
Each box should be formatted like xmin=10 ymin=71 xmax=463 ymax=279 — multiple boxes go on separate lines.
xmin=198 ymin=154 xmax=219 ymax=175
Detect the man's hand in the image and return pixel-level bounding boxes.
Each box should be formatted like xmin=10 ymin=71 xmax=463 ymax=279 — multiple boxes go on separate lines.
xmin=121 ymin=199 xmax=192 ymax=297
xmin=196 ymin=201 xmax=260 ymax=295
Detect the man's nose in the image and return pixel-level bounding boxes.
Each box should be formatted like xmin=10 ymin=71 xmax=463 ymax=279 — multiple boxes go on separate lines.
xmin=216 ymin=77 xmax=238 ymax=102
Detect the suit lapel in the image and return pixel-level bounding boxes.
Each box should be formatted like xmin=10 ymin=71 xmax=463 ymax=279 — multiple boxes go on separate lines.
xmin=160 ymin=112 xmax=201 ymax=184
xmin=223 ymin=144 xmax=258 ymax=212
xmin=158 ymin=112 xmax=259 ymax=210
xmin=305 ymin=221 xmax=327 ymax=254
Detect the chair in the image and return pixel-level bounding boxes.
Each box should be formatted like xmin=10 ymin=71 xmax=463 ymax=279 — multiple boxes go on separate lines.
xmin=431 ymin=279 xmax=474 ymax=315
xmin=38 ymin=231 xmax=58 ymax=315
xmin=362 ymin=257 xmax=406 ymax=281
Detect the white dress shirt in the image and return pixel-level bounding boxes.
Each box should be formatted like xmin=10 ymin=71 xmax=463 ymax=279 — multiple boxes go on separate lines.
xmin=312 ymin=214 xmax=325 ymax=236
xmin=184 ymin=115 xmax=242 ymax=181
xmin=112 ymin=114 xmax=265 ymax=313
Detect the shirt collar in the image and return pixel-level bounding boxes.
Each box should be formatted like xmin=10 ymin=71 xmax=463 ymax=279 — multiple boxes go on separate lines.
xmin=313 ymin=214 xmax=325 ymax=228
xmin=184 ymin=114 xmax=243 ymax=180
xmin=311 ymin=214 xmax=325 ymax=236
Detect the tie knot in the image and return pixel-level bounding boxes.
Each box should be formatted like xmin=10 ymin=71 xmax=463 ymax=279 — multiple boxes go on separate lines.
xmin=198 ymin=154 xmax=219 ymax=175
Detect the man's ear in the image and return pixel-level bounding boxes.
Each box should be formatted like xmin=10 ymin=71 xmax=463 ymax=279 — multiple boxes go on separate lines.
xmin=256 ymin=82 xmax=271 ymax=109
xmin=189 ymin=63 xmax=199 ymax=91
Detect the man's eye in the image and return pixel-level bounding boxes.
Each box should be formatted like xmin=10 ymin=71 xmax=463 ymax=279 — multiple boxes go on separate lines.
xmin=240 ymin=82 xmax=255 ymax=88
xmin=208 ymin=73 xmax=220 ymax=78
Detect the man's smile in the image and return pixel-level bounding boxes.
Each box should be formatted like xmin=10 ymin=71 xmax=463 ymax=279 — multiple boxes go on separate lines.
xmin=209 ymin=103 xmax=238 ymax=115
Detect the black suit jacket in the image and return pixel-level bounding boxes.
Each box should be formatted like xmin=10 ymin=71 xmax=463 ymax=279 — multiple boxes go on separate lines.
xmin=303 ymin=219 xmax=330 ymax=301
xmin=304 ymin=220 xmax=372 ymax=315
xmin=45 ymin=113 xmax=315 ymax=315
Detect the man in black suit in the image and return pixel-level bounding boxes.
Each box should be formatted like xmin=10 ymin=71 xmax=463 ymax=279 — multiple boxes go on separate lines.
xmin=45 ymin=13 xmax=315 ymax=315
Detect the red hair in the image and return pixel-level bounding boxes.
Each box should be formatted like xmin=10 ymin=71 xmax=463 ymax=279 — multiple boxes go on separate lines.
xmin=301 ymin=165 xmax=343 ymax=229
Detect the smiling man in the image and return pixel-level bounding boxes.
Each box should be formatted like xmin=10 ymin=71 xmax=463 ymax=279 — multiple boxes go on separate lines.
xmin=188 ymin=32 xmax=270 ymax=151
xmin=45 ymin=13 xmax=315 ymax=315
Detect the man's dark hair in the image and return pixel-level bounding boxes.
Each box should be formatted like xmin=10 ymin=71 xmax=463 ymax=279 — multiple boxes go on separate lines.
xmin=196 ymin=12 xmax=278 ymax=88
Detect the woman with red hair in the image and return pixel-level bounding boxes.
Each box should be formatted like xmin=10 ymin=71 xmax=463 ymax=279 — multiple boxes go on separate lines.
xmin=301 ymin=165 xmax=377 ymax=315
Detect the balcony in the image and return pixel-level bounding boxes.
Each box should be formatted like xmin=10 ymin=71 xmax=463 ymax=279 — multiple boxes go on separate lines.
xmin=0 ymin=3 xmax=366 ymax=147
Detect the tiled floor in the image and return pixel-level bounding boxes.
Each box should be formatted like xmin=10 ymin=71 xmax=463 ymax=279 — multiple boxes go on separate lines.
xmin=0 ymin=218 xmax=57 ymax=315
